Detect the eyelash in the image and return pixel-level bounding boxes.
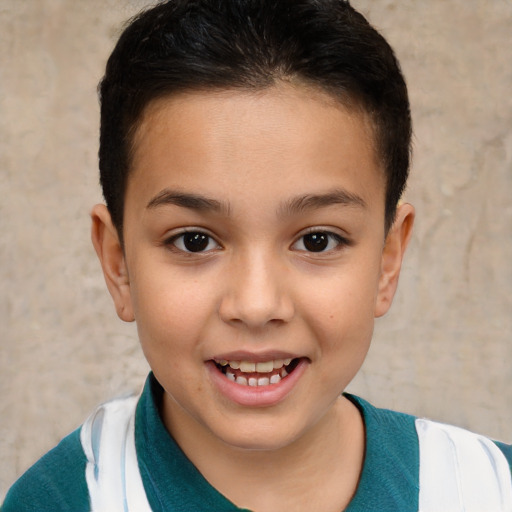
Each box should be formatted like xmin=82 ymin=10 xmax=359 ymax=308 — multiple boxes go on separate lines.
xmin=164 ymin=230 xmax=221 ymax=254
xmin=291 ymin=229 xmax=351 ymax=254
xmin=164 ymin=228 xmax=350 ymax=255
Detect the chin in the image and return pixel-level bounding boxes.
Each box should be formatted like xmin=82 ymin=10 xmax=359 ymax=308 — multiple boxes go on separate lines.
xmin=209 ymin=416 xmax=307 ymax=453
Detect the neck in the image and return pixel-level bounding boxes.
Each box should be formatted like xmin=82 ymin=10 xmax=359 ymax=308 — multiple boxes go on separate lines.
xmin=162 ymin=395 xmax=365 ymax=512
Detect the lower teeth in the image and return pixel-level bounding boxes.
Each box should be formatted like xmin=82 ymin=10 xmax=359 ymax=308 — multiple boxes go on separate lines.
xmin=224 ymin=366 xmax=290 ymax=387
xmin=234 ymin=375 xmax=275 ymax=387
xmin=217 ymin=359 xmax=296 ymax=387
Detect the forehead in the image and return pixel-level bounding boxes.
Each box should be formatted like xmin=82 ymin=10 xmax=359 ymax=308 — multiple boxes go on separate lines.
xmin=127 ymin=83 xmax=384 ymax=213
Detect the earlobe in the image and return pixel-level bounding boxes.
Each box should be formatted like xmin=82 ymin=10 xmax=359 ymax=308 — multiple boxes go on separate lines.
xmin=374 ymin=203 xmax=415 ymax=318
xmin=90 ymin=204 xmax=135 ymax=322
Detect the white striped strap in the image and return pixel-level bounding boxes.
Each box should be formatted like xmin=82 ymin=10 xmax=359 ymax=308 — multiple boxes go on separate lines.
xmin=416 ymin=418 xmax=512 ymax=512
xmin=80 ymin=395 xmax=152 ymax=512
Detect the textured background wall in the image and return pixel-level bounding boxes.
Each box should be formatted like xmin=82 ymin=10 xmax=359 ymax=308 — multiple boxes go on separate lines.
xmin=1 ymin=0 xmax=511 ymax=499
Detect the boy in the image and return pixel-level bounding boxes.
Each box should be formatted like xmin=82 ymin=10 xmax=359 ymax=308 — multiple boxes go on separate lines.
xmin=3 ymin=0 xmax=511 ymax=510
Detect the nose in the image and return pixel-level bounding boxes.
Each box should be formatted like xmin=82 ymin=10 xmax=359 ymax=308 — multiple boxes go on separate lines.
xmin=218 ymin=250 xmax=295 ymax=329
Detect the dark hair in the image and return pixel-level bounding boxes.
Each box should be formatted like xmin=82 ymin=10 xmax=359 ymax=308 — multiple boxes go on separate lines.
xmin=99 ymin=0 xmax=411 ymax=238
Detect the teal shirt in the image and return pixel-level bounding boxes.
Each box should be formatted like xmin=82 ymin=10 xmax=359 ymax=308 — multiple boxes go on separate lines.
xmin=3 ymin=374 xmax=511 ymax=511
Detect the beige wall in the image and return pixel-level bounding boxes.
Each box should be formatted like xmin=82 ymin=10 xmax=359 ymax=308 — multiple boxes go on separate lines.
xmin=1 ymin=0 xmax=511 ymax=499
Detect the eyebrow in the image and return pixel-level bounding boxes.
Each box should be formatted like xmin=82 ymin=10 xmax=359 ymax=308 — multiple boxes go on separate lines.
xmin=146 ymin=189 xmax=229 ymax=214
xmin=146 ymin=187 xmax=366 ymax=216
xmin=279 ymin=189 xmax=367 ymax=216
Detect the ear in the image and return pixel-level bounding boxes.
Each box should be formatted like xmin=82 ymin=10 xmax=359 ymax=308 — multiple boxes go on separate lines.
xmin=374 ymin=203 xmax=415 ymax=318
xmin=90 ymin=204 xmax=135 ymax=322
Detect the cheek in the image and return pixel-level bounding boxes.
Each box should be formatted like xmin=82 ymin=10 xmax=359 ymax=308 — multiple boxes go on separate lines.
xmin=298 ymin=262 xmax=381 ymax=347
xmin=129 ymin=268 xmax=219 ymax=352
xmin=305 ymin=260 xmax=381 ymax=315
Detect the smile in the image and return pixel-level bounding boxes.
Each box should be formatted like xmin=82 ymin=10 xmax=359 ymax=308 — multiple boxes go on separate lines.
xmin=214 ymin=358 xmax=300 ymax=387
xmin=208 ymin=356 xmax=308 ymax=407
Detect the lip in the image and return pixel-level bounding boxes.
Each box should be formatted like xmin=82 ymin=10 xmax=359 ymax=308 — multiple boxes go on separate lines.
xmin=206 ymin=357 xmax=309 ymax=407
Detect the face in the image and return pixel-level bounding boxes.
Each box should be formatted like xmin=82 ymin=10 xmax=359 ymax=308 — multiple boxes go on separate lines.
xmin=93 ymin=83 xmax=413 ymax=454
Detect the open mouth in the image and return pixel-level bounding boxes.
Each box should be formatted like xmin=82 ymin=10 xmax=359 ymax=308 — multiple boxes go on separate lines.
xmin=214 ymin=358 xmax=301 ymax=387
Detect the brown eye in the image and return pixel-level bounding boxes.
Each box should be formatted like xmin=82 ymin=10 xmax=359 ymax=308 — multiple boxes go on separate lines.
xmin=168 ymin=231 xmax=220 ymax=253
xmin=292 ymin=231 xmax=348 ymax=253
xmin=183 ymin=233 xmax=209 ymax=252
xmin=303 ymin=233 xmax=329 ymax=252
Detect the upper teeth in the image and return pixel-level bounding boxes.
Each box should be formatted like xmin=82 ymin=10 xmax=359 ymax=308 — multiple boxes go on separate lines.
xmin=218 ymin=358 xmax=292 ymax=373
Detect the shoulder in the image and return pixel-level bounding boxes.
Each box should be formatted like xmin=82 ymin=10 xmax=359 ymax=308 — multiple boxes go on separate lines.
xmin=415 ymin=418 xmax=512 ymax=510
xmin=2 ymin=428 xmax=90 ymax=512
xmin=345 ymin=395 xmax=512 ymax=512
xmin=415 ymin=417 xmax=512 ymax=474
